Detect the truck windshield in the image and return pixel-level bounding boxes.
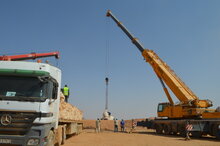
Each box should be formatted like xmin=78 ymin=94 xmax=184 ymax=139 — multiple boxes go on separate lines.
xmin=0 ymin=76 xmax=52 ymax=102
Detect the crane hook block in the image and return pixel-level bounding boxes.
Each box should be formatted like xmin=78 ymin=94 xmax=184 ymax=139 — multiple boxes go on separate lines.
xmin=105 ymin=77 xmax=109 ymax=83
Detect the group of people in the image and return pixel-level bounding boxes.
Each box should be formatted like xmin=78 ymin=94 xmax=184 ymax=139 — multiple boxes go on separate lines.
xmin=96 ymin=118 xmax=136 ymax=133
xmin=114 ymin=119 xmax=125 ymax=132
xmin=61 ymin=85 xmax=139 ymax=134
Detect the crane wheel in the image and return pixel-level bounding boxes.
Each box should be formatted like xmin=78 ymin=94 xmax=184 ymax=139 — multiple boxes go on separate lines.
xmin=211 ymin=124 xmax=217 ymax=136
xmin=155 ymin=124 xmax=163 ymax=134
xmin=164 ymin=124 xmax=171 ymax=135
xmin=211 ymin=124 xmax=220 ymax=140
xmin=178 ymin=125 xmax=186 ymax=137
xmin=191 ymin=131 xmax=202 ymax=138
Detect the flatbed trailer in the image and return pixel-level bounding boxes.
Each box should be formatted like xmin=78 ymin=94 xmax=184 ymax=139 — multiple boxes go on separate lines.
xmin=55 ymin=120 xmax=83 ymax=146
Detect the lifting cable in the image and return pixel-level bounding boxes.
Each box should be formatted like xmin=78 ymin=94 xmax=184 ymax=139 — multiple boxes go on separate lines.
xmin=105 ymin=17 xmax=110 ymax=110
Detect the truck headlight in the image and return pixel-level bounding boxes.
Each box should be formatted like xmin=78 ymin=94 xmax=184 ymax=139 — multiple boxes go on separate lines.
xmin=27 ymin=138 xmax=39 ymax=146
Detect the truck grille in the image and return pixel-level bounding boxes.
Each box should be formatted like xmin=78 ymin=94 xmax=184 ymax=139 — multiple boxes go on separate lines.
xmin=0 ymin=112 xmax=38 ymax=135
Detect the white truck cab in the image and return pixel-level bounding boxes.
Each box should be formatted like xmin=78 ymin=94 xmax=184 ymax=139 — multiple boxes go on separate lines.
xmin=0 ymin=61 xmax=61 ymax=146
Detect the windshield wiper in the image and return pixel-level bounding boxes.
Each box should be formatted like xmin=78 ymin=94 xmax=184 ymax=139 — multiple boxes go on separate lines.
xmin=38 ymin=76 xmax=50 ymax=83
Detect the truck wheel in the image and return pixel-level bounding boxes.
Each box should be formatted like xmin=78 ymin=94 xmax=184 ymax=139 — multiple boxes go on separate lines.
xmin=155 ymin=124 xmax=163 ymax=134
xmin=212 ymin=124 xmax=220 ymax=140
xmin=178 ymin=126 xmax=186 ymax=137
xmin=191 ymin=131 xmax=202 ymax=138
xmin=164 ymin=124 xmax=171 ymax=135
xmin=216 ymin=133 xmax=220 ymax=140
xmin=47 ymin=130 xmax=55 ymax=146
xmin=212 ymin=124 xmax=218 ymax=136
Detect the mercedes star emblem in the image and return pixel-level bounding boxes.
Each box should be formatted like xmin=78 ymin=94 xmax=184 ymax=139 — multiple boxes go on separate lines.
xmin=1 ymin=114 xmax=12 ymax=126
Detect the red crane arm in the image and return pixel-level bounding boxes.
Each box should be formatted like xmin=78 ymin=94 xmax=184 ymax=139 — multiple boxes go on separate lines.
xmin=0 ymin=52 xmax=60 ymax=61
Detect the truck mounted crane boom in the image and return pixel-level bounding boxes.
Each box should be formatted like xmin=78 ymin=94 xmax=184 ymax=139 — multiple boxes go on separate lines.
xmin=0 ymin=51 xmax=60 ymax=61
xmin=106 ymin=10 xmax=214 ymax=118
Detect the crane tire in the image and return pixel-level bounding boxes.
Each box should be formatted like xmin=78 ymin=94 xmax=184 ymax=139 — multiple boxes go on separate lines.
xmin=164 ymin=124 xmax=171 ymax=135
xmin=155 ymin=124 xmax=163 ymax=134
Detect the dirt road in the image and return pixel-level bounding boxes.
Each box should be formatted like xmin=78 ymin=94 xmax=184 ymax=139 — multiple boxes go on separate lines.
xmin=63 ymin=128 xmax=220 ymax=146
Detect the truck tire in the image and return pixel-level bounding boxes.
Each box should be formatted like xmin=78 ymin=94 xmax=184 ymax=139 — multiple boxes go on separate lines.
xmin=212 ymin=124 xmax=218 ymax=136
xmin=212 ymin=124 xmax=220 ymax=140
xmin=164 ymin=124 xmax=171 ymax=135
xmin=46 ymin=130 xmax=55 ymax=146
xmin=191 ymin=131 xmax=202 ymax=138
xmin=155 ymin=124 xmax=163 ymax=134
xmin=178 ymin=125 xmax=186 ymax=137
xmin=216 ymin=133 xmax=220 ymax=140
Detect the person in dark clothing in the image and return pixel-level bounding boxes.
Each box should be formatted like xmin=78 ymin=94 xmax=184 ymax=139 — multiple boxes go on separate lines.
xmin=114 ymin=118 xmax=119 ymax=132
xmin=120 ymin=119 xmax=125 ymax=132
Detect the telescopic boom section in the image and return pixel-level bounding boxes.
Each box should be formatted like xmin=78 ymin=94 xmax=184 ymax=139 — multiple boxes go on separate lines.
xmin=106 ymin=10 xmax=144 ymax=53
xmin=0 ymin=52 xmax=60 ymax=61
xmin=106 ymin=10 xmax=212 ymax=108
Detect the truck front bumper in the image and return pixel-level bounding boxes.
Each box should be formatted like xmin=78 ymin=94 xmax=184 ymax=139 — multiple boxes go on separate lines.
xmin=0 ymin=124 xmax=52 ymax=146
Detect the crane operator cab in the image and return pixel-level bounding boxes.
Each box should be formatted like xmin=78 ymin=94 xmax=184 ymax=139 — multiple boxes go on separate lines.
xmin=157 ymin=102 xmax=171 ymax=118
xmin=157 ymin=102 xmax=183 ymax=118
xmin=157 ymin=103 xmax=171 ymax=114
xmin=158 ymin=103 xmax=169 ymax=112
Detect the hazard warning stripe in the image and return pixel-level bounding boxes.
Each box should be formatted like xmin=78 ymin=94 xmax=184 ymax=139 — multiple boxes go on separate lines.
xmin=186 ymin=124 xmax=193 ymax=131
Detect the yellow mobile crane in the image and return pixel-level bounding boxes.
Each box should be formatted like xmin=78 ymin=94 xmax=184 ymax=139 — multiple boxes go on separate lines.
xmin=107 ymin=10 xmax=220 ymax=138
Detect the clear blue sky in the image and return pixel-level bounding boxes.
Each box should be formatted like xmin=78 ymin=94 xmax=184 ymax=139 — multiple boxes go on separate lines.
xmin=0 ymin=0 xmax=220 ymax=119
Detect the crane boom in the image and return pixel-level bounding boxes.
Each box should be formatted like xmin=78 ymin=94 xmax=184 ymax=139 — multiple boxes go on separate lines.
xmin=0 ymin=52 xmax=60 ymax=61
xmin=106 ymin=10 xmax=212 ymax=108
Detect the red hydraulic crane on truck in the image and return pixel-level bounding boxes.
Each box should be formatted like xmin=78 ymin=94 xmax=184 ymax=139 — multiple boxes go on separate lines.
xmin=0 ymin=51 xmax=59 ymax=61
xmin=106 ymin=10 xmax=220 ymax=139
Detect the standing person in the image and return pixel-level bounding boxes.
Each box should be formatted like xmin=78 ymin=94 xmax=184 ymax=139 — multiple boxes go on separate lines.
xmin=130 ymin=119 xmax=136 ymax=133
xmin=96 ymin=118 xmax=101 ymax=133
xmin=114 ymin=118 xmax=119 ymax=132
xmin=185 ymin=121 xmax=191 ymax=140
xmin=63 ymin=85 xmax=70 ymax=102
xmin=120 ymin=119 xmax=125 ymax=132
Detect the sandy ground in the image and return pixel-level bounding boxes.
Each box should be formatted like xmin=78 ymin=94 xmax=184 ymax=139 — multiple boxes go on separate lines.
xmin=63 ymin=128 xmax=220 ymax=146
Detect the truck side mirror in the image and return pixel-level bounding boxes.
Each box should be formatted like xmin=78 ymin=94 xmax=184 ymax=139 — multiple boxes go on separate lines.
xmin=49 ymin=85 xmax=57 ymax=105
xmin=52 ymin=82 xmax=58 ymax=99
